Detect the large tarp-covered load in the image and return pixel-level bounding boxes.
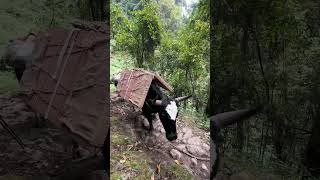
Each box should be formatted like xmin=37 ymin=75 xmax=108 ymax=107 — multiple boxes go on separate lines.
xmin=19 ymin=21 xmax=109 ymax=148
xmin=116 ymin=68 xmax=173 ymax=108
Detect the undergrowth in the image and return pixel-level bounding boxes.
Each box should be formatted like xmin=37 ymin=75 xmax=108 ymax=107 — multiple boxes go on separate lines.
xmin=0 ymin=0 xmax=79 ymax=95
xmin=111 ymin=116 xmax=194 ymax=180
xmin=0 ymin=0 xmax=78 ymax=56
xmin=110 ymin=50 xmax=134 ymax=92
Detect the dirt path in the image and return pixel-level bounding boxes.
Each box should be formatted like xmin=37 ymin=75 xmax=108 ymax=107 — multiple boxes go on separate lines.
xmin=110 ymin=93 xmax=210 ymax=180
xmin=0 ymin=93 xmax=210 ymax=179
xmin=0 ymin=95 xmax=70 ymax=176
xmin=0 ymin=94 xmax=107 ymax=179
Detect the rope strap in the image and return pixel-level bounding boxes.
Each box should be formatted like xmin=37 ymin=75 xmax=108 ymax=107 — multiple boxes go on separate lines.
xmin=124 ymin=70 xmax=134 ymax=99
xmin=53 ymin=29 xmax=76 ymax=78
xmin=45 ymin=29 xmax=78 ymax=119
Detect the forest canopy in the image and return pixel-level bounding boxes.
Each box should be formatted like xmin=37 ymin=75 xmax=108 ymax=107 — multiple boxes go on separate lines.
xmin=111 ymin=0 xmax=210 ymax=128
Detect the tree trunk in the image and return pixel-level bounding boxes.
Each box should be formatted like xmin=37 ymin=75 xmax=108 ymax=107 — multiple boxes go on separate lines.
xmin=236 ymin=23 xmax=249 ymax=152
xmin=252 ymin=23 xmax=270 ymax=104
xmin=305 ymin=74 xmax=320 ymax=176
xmin=206 ymin=0 xmax=221 ymax=117
xmin=305 ymin=111 xmax=320 ymax=177
xmin=79 ymin=0 xmax=107 ymax=21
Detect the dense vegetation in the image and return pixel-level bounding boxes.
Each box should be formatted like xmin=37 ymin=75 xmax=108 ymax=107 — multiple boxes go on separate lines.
xmin=111 ymin=0 xmax=210 ymax=128
xmin=208 ymin=0 xmax=320 ymax=179
xmin=0 ymin=0 xmax=77 ymax=94
xmin=0 ymin=0 xmax=107 ymax=93
xmin=3 ymin=0 xmax=320 ymax=178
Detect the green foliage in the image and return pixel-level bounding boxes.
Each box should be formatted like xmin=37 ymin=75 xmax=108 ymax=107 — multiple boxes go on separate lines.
xmin=112 ymin=0 xmax=163 ymax=67
xmin=111 ymin=0 xmax=210 ymax=127
xmin=110 ymin=51 xmax=134 ymax=92
xmin=209 ymin=0 xmax=320 ymax=178
xmin=153 ymin=0 xmax=210 ymax=118
xmin=0 ymin=0 xmax=78 ymax=56
xmin=158 ymin=0 xmax=183 ymax=33
xmin=161 ymin=164 xmax=194 ymax=180
xmin=0 ymin=0 xmax=91 ymax=95
xmin=180 ymin=108 xmax=210 ymax=130
xmin=111 ymin=127 xmax=194 ymax=180
xmin=111 ymin=131 xmax=153 ymax=179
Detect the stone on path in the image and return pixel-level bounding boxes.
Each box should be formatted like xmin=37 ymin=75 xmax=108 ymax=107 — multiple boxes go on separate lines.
xmin=183 ymin=129 xmax=193 ymax=139
xmin=160 ymin=128 xmax=165 ymax=134
xmin=170 ymin=149 xmax=181 ymax=160
xmin=202 ymin=143 xmax=210 ymax=152
xmin=140 ymin=116 xmax=150 ymax=129
xmin=187 ymin=137 xmax=202 ymax=145
xmin=186 ymin=145 xmax=207 ymax=157
xmin=175 ymin=144 xmax=186 ymax=152
xmin=201 ymin=163 xmax=209 ymax=173
xmin=191 ymin=158 xmax=197 ymax=166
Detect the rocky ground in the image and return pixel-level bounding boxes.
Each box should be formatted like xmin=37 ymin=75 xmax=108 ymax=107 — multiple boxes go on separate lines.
xmin=0 ymin=94 xmax=108 ymax=180
xmin=0 ymin=92 xmax=211 ymax=180
xmin=110 ymin=93 xmax=210 ymax=180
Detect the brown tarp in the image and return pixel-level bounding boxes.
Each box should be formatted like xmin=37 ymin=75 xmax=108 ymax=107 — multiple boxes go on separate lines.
xmin=116 ymin=68 xmax=173 ymax=108
xmin=19 ymin=22 xmax=109 ymax=148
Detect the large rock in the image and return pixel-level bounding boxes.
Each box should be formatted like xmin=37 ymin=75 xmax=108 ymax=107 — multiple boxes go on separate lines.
xmin=183 ymin=129 xmax=193 ymax=139
xmin=202 ymin=143 xmax=210 ymax=152
xmin=201 ymin=163 xmax=209 ymax=173
xmin=187 ymin=137 xmax=202 ymax=145
xmin=175 ymin=144 xmax=186 ymax=152
xmin=181 ymin=127 xmax=188 ymax=133
xmin=170 ymin=149 xmax=181 ymax=160
xmin=191 ymin=158 xmax=197 ymax=167
xmin=141 ymin=117 xmax=150 ymax=128
xmin=160 ymin=128 xmax=165 ymax=134
xmin=186 ymin=145 xmax=207 ymax=157
xmin=151 ymin=130 xmax=161 ymax=138
xmin=182 ymin=138 xmax=188 ymax=144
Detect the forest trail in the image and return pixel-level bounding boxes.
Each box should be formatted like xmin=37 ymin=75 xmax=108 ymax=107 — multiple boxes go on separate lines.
xmin=0 ymin=94 xmax=107 ymax=179
xmin=110 ymin=93 xmax=210 ymax=180
xmin=0 ymin=94 xmax=70 ymax=176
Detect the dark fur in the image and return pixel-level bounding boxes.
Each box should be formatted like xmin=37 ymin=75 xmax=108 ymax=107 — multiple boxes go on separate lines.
xmin=112 ymin=78 xmax=180 ymax=141
xmin=141 ymin=81 xmax=179 ymax=141
xmin=13 ymin=61 xmax=26 ymax=82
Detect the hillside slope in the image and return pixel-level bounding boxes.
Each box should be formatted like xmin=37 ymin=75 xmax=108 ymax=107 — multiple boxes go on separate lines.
xmin=110 ymin=93 xmax=210 ymax=180
xmin=0 ymin=0 xmax=77 ymax=56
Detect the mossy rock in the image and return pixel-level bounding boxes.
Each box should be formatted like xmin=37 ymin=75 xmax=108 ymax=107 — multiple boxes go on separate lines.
xmin=111 ymin=147 xmax=153 ymax=180
xmin=161 ymin=164 xmax=194 ymax=180
xmin=112 ymin=132 xmax=133 ymax=146
xmin=111 ymin=116 xmax=121 ymax=124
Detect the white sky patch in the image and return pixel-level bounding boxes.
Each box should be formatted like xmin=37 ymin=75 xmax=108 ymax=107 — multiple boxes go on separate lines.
xmin=182 ymin=0 xmax=198 ymax=17
xmin=165 ymin=101 xmax=178 ymax=121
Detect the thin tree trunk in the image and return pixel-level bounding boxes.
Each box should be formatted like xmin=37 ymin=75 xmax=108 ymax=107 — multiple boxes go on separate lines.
xmin=206 ymin=0 xmax=221 ymax=117
xmin=252 ymin=26 xmax=270 ymax=103
xmin=89 ymin=0 xmax=95 ymax=21
xmin=305 ymin=108 xmax=320 ymax=177
xmin=236 ymin=24 xmax=249 ymax=152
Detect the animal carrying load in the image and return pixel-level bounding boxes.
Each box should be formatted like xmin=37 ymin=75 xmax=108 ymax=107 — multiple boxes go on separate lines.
xmin=115 ymin=68 xmax=173 ymax=108
xmin=16 ymin=21 xmax=109 ymax=148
